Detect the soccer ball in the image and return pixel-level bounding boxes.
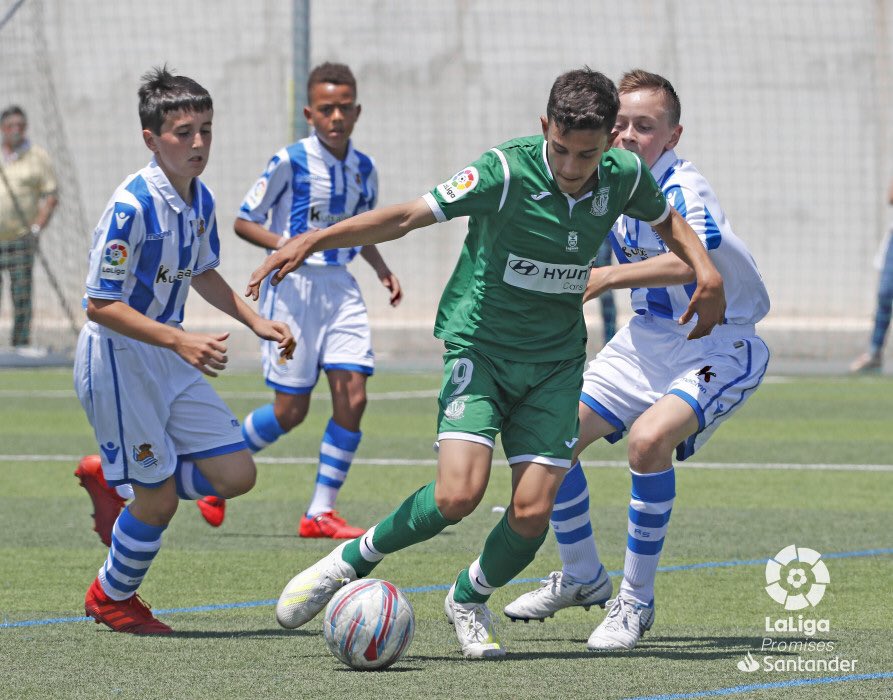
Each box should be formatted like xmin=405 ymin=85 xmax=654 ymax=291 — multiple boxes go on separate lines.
xmin=322 ymin=578 xmax=415 ymax=670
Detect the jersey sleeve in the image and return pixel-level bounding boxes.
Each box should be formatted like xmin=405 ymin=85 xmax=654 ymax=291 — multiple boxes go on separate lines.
xmin=423 ymin=149 xmax=509 ymax=222
xmin=85 ymin=196 xmax=145 ymax=300
xmin=623 ymin=156 xmax=670 ymax=226
xmin=664 ymin=183 xmax=721 ymax=251
xmin=195 ymin=184 xmax=221 ymax=274
xmin=237 ymin=149 xmax=291 ymax=224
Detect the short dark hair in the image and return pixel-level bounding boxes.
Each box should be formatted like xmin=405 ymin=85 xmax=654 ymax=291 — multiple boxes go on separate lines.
xmin=547 ymin=68 xmax=619 ymax=134
xmin=307 ymin=62 xmax=357 ymax=102
xmin=138 ymin=65 xmax=213 ymax=134
xmin=0 ymin=105 xmax=26 ymax=123
xmin=618 ymin=69 xmax=682 ymax=126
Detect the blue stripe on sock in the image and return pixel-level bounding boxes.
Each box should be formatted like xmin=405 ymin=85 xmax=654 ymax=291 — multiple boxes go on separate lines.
xmin=628 ymin=534 xmax=665 ymax=555
xmin=116 ymin=507 xmax=165 ymax=541
xmin=323 ymin=417 xmax=361 ymax=451
xmin=630 ymin=468 xmax=676 ymax=503
xmin=551 ymin=497 xmax=590 ymax=522
xmin=108 ymin=537 xmax=157 ymax=562
xmin=109 ymin=560 xmax=150 ymax=579
xmin=103 ymin=568 xmax=140 ymax=595
xmin=316 ymin=475 xmax=345 ymax=488
xmin=319 ymin=453 xmax=351 ymax=471
xmin=555 ymin=461 xmax=586 ymax=501
xmin=629 ymin=506 xmax=672 ymax=528
xmin=248 ymin=404 xmax=286 ymax=443
xmin=555 ymin=522 xmax=593 ymax=544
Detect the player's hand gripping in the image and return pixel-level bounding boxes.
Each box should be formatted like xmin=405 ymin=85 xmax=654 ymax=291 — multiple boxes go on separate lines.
xmin=173 ymin=331 xmax=232 ymax=378
xmin=679 ymin=271 xmax=726 ymax=339
xmin=380 ymin=272 xmax=402 ymax=307
xmin=251 ymin=319 xmax=296 ymax=360
xmin=245 ymin=236 xmax=314 ymax=301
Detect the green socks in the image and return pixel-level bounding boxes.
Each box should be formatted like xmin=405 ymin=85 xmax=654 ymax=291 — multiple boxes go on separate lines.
xmin=342 ymin=481 xmax=458 ymax=578
xmin=454 ymin=513 xmax=548 ymax=604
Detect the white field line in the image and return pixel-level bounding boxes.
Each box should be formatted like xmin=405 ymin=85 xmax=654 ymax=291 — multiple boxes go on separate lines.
xmin=0 ymin=389 xmax=437 ymax=401
xmin=3 ymin=454 xmax=892 ymax=472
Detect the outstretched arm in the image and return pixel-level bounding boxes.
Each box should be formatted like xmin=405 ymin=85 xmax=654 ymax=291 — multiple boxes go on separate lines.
xmin=234 ymin=218 xmax=288 ymax=251
xmin=360 ymin=244 xmax=402 ymax=307
xmin=192 ymin=269 xmax=295 ymax=360
xmin=584 ymin=252 xmax=694 ymax=303
xmin=246 ymin=196 xmax=435 ymax=300
xmin=652 ymin=208 xmax=726 ymax=339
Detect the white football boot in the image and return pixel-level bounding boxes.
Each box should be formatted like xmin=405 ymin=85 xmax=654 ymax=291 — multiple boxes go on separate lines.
xmin=276 ymin=541 xmax=357 ymax=629
xmin=503 ymin=566 xmax=613 ymax=622
xmin=444 ymin=584 xmax=505 ymax=659
xmin=586 ymin=595 xmax=655 ymax=651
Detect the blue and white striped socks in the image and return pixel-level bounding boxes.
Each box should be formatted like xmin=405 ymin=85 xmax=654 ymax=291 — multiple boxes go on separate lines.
xmin=242 ymin=403 xmax=286 ymax=453
xmin=98 ymin=507 xmax=165 ymax=601
xmin=620 ymin=466 xmax=676 ymax=604
xmin=307 ymin=418 xmax=361 ymax=517
xmin=174 ymin=459 xmax=219 ymax=500
xmin=551 ymin=461 xmax=603 ymax=583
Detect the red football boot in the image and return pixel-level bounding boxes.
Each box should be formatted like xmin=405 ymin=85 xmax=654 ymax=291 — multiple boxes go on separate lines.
xmin=298 ymin=510 xmax=366 ymax=539
xmin=74 ymin=455 xmax=125 ymax=547
xmin=196 ymin=496 xmax=226 ymax=527
xmin=84 ymin=578 xmax=172 ymax=634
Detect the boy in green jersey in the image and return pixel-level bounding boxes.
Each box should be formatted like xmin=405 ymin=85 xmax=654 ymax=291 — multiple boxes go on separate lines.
xmin=247 ymin=67 xmax=725 ymax=659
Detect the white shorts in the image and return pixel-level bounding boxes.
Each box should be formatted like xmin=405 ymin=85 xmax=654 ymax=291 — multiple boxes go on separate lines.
xmin=259 ymin=265 xmax=374 ymax=393
xmin=73 ymin=322 xmax=246 ymax=487
xmin=580 ymin=312 xmax=770 ymax=461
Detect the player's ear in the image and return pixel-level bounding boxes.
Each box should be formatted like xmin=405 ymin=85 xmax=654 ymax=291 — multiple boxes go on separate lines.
xmin=303 ymin=105 xmax=312 ymax=124
xmin=142 ymin=129 xmax=158 ymax=153
xmin=667 ymin=123 xmax=683 ymax=150
xmin=354 ymin=104 xmax=361 ymax=121
xmin=540 ymin=115 xmax=549 ymax=137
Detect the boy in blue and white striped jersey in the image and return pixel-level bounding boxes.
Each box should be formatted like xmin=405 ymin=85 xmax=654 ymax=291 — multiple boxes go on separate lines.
xmin=231 ymin=63 xmax=402 ymax=539
xmin=75 ymin=66 xmax=294 ymax=634
xmin=504 ymin=69 xmax=770 ymax=651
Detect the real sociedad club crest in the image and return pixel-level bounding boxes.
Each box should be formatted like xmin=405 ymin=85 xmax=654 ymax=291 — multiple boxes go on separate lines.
xmin=590 ymin=186 xmax=610 ymax=216
xmin=132 ymin=443 xmax=158 ymax=468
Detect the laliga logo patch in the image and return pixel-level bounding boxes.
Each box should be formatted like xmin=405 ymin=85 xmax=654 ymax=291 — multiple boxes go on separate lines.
xmin=437 ymin=166 xmax=478 ymax=202
xmin=765 ymin=545 xmax=829 ymax=610
xmin=100 ymin=241 xmax=130 ymax=279
xmin=245 ymin=176 xmax=268 ymax=209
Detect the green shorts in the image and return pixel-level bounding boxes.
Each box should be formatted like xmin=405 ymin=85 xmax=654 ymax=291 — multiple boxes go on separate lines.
xmin=436 ymin=343 xmax=585 ymax=468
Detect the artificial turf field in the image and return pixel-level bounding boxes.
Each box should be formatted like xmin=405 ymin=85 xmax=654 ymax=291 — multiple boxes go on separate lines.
xmin=0 ymin=368 xmax=891 ymax=700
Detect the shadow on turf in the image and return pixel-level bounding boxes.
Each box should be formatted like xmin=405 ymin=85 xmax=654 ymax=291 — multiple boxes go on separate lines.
xmin=167 ymin=628 xmax=314 ymax=639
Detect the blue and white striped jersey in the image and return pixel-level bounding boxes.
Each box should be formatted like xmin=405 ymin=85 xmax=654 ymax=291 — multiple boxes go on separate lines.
xmin=237 ymin=133 xmax=378 ymax=267
xmin=84 ymin=158 xmax=220 ymax=325
xmin=609 ymin=149 xmax=769 ymax=326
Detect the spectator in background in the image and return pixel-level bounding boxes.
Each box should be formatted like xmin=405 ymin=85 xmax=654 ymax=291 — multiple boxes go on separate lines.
xmin=0 ymin=105 xmax=58 ymax=349
xmin=851 ymin=180 xmax=893 ymax=373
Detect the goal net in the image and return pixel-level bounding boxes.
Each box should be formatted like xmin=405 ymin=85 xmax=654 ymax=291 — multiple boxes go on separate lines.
xmin=1 ymin=0 xmax=890 ymax=372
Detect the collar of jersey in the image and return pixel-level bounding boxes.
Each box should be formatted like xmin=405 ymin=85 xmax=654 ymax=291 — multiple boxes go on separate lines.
xmin=540 ymin=137 xmax=599 ymax=205
xmin=308 ymin=132 xmax=354 ymax=168
xmin=650 ymin=149 xmax=680 ymax=187
xmin=146 ymin=157 xmax=195 ymax=215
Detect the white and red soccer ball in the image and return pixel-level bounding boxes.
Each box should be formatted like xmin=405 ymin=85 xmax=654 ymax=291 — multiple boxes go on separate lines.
xmin=322 ymin=578 xmax=415 ymax=670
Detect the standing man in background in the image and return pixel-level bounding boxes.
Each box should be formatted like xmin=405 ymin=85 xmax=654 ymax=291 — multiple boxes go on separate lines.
xmin=217 ymin=62 xmax=401 ymax=537
xmin=0 ymin=105 xmax=58 ymax=350
xmin=850 ymin=179 xmax=893 ymax=373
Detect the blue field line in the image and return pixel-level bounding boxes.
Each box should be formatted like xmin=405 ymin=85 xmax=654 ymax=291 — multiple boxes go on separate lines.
xmin=622 ymin=671 xmax=893 ymax=700
xmin=2 ymin=547 xmax=891 ymax=630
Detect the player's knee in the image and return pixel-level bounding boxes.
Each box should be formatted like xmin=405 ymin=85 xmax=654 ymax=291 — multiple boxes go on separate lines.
xmin=435 ymin=490 xmax=482 ymax=520
xmin=277 ymin=405 xmax=308 ymax=431
xmin=627 ymin=424 xmax=673 ymax=473
xmin=510 ymin=500 xmax=552 ymax=535
xmin=215 ymin=461 xmax=257 ymax=498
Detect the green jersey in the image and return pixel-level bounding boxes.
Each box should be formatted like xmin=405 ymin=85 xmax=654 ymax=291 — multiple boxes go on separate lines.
xmin=425 ymin=135 xmax=669 ymax=362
